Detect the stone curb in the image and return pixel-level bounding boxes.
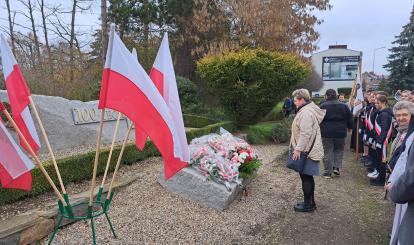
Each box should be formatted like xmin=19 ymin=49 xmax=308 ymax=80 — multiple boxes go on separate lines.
xmin=0 ymin=174 xmax=141 ymax=245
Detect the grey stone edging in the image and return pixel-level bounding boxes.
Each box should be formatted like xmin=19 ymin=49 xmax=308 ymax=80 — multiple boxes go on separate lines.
xmin=0 ymin=174 xmax=141 ymax=245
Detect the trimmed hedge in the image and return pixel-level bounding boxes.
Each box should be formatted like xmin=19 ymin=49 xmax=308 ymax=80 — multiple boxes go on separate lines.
xmin=0 ymin=121 xmax=235 ymax=205
xmin=183 ymin=114 xmax=219 ymax=128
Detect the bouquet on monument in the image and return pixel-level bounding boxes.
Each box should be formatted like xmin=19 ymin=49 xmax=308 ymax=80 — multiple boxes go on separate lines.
xmin=189 ymin=129 xmax=261 ymax=189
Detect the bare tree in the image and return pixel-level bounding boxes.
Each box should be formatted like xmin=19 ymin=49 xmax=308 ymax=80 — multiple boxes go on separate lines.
xmin=69 ymin=0 xmax=77 ymax=84
xmin=18 ymin=0 xmax=41 ymax=59
xmin=5 ymin=0 xmax=16 ymax=54
xmin=101 ymin=0 xmax=108 ymax=65
xmin=38 ymin=0 xmax=52 ymax=70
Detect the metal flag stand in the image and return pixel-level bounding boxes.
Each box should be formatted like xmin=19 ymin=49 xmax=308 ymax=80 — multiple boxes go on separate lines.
xmin=48 ymin=193 xmax=117 ymax=245
xmin=48 ymin=117 xmax=133 ymax=244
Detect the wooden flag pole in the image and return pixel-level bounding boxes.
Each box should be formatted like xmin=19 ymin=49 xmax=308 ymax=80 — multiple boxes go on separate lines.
xmin=100 ymin=112 xmax=122 ymax=187
xmin=356 ymin=118 xmax=360 ymax=160
xmin=106 ymin=123 xmax=133 ymax=200
xmin=88 ymin=109 xmax=106 ymax=207
xmin=28 ymin=96 xmax=67 ymax=195
xmin=0 ymin=107 xmax=67 ymax=206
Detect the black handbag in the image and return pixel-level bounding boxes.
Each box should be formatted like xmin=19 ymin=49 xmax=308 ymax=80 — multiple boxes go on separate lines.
xmin=287 ymin=135 xmax=317 ymax=172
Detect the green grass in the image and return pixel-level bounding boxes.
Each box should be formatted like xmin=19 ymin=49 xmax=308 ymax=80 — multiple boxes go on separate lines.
xmin=246 ymin=122 xmax=276 ymax=144
xmin=262 ymin=102 xmax=284 ymax=121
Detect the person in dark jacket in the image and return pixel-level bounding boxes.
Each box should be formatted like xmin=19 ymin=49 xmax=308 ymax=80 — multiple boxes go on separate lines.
xmin=365 ymin=92 xmax=380 ymax=174
xmin=319 ymin=89 xmax=353 ymax=178
xmin=370 ymin=94 xmax=394 ymax=186
xmin=283 ymin=97 xmax=294 ymax=118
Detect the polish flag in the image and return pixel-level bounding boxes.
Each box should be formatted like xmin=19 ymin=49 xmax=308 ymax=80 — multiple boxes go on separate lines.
xmin=0 ymin=35 xmax=40 ymax=154
xmin=130 ymin=47 xmax=148 ymax=150
xmin=149 ymin=33 xmax=190 ymax=163
xmin=99 ymin=28 xmax=188 ymax=179
xmin=0 ymin=101 xmax=34 ymax=191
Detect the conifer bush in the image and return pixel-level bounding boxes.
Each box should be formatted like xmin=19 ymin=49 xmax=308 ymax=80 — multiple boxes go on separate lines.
xmin=197 ymin=49 xmax=310 ymax=126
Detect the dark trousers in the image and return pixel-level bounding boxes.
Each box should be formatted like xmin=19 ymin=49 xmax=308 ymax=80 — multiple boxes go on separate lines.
xmin=367 ymin=147 xmax=377 ymax=172
xmin=350 ymin=118 xmax=364 ymax=153
xmin=322 ymin=137 xmax=345 ymax=175
xmin=284 ymin=109 xmax=292 ymax=118
xmin=375 ymin=150 xmax=386 ymax=183
xmin=299 ymin=173 xmax=315 ymax=205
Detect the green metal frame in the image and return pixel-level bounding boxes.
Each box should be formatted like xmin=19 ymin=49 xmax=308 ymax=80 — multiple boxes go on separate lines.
xmin=48 ymin=188 xmax=116 ymax=245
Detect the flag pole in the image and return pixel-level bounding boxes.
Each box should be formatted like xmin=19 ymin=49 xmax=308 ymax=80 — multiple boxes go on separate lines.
xmin=0 ymin=106 xmax=67 ymax=206
xmin=105 ymin=123 xmax=133 ymax=204
xmin=100 ymin=112 xmax=122 ymax=188
xmin=355 ymin=118 xmax=360 ymax=160
xmin=28 ymin=96 xmax=67 ymax=196
xmin=89 ymin=109 xmax=105 ymax=207
xmin=355 ymin=61 xmax=363 ymax=160
xmin=88 ymin=25 xmax=115 ymax=208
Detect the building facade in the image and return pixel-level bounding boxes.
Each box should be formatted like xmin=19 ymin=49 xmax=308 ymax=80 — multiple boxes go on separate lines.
xmin=311 ymin=45 xmax=362 ymax=96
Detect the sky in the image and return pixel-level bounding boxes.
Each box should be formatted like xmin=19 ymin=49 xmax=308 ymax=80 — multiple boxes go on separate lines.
xmin=0 ymin=0 xmax=413 ymax=76
xmin=314 ymin=0 xmax=413 ymax=75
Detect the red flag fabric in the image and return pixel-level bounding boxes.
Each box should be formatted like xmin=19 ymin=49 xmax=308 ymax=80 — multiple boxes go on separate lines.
xmin=0 ymin=101 xmax=34 ymax=191
xmin=0 ymin=166 xmax=32 ymax=191
xmin=130 ymin=48 xmax=148 ymax=150
xmin=0 ymin=34 xmax=40 ymax=155
xmin=98 ymin=28 xmax=188 ymax=179
xmin=149 ymin=33 xmax=189 ymax=163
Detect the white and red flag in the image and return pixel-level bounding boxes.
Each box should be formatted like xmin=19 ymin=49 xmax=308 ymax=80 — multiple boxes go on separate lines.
xmin=130 ymin=47 xmax=148 ymax=150
xmin=99 ymin=28 xmax=188 ymax=179
xmin=149 ymin=33 xmax=190 ymax=163
xmin=0 ymin=35 xmax=40 ymax=154
xmin=0 ymin=101 xmax=34 ymax=191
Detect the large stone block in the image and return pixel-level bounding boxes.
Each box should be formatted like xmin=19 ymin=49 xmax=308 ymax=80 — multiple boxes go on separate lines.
xmin=19 ymin=217 xmax=54 ymax=245
xmin=158 ymin=167 xmax=251 ymax=211
xmin=0 ymin=90 xmax=135 ymax=154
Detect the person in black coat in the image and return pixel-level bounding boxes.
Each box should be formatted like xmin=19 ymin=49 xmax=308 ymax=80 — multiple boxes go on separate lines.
xmin=319 ymin=89 xmax=353 ymax=178
xmin=370 ymin=94 xmax=394 ymax=186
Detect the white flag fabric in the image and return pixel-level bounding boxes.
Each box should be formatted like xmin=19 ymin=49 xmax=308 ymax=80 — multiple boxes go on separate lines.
xmin=0 ymin=34 xmax=41 ymax=154
xmin=352 ymin=68 xmax=364 ymax=116
xmin=98 ymin=28 xmax=188 ymax=179
xmin=149 ymin=33 xmax=190 ymax=163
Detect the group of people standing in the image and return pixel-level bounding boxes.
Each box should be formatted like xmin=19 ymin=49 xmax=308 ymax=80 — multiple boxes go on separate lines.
xmin=288 ymin=88 xmax=414 ymax=245
xmin=356 ymin=89 xmax=414 ymax=244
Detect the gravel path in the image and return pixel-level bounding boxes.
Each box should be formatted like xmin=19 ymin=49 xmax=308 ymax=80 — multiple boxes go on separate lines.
xmin=42 ymin=144 xmax=289 ymax=244
xmin=2 ymin=141 xmax=393 ymax=244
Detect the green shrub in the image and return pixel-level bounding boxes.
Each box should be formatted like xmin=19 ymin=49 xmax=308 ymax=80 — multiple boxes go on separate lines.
xmin=177 ymin=76 xmax=202 ymax=113
xmin=271 ymin=123 xmax=290 ymax=143
xmin=246 ymin=123 xmax=275 ymax=144
xmin=183 ymin=114 xmax=218 ymax=128
xmin=0 ymin=121 xmax=236 ymax=205
xmin=337 ymin=87 xmax=352 ymax=96
xmin=271 ymin=115 xmax=294 ymax=143
xmin=262 ymin=102 xmax=284 ymax=121
xmin=197 ymin=49 xmax=310 ymax=126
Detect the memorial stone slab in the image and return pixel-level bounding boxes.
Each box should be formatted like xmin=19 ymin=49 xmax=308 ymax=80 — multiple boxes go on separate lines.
xmin=158 ymin=167 xmax=252 ymax=211
xmin=0 ymin=90 xmax=136 ymax=154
